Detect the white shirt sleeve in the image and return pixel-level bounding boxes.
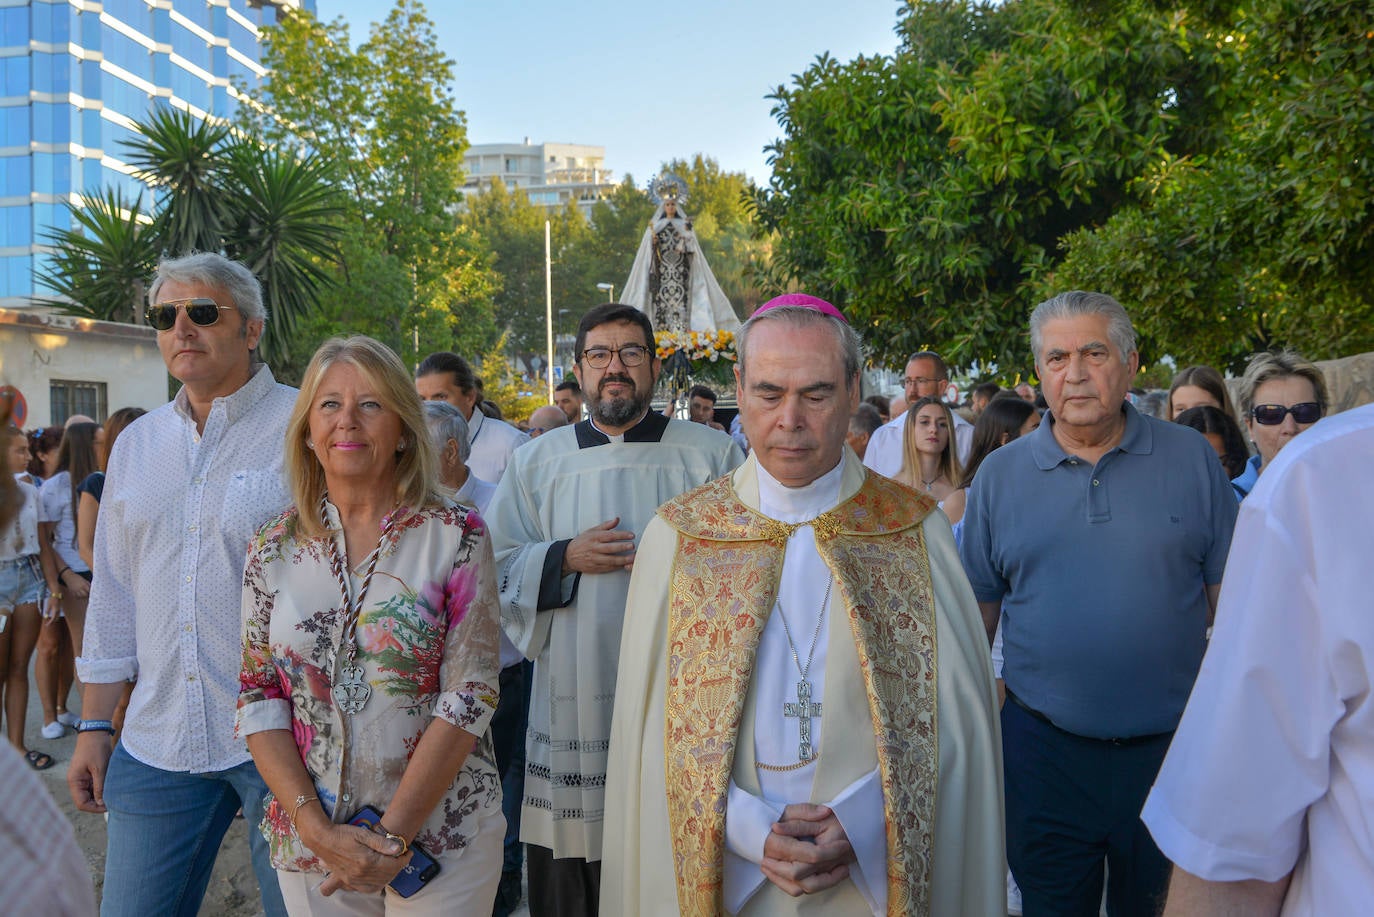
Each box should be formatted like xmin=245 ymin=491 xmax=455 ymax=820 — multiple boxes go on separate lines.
xmin=723 ymin=770 xmax=886 ymax=916
xmin=861 ymin=420 xmax=903 ymax=478
xmin=723 ymin=779 xmax=782 ymax=912
xmin=827 ymin=766 xmax=887 ymax=915
xmin=1142 ymin=483 xmax=1338 ymax=882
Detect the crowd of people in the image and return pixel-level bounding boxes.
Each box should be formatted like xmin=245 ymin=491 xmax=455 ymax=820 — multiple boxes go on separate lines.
xmin=0 ymin=251 xmax=1366 ymax=917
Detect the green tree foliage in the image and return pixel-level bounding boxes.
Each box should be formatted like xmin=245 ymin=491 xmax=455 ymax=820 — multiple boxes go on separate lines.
xmin=1053 ymin=0 xmax=1374 ymax=370
xmin=243 ymin=0 xmax=498 ymax=377
xmin=458 ymin=180 xmax=593 ymax=366
xmin=752 ymin=0 xmax=1243 ymax=373
xmin=38 ymin=111 xmax=345 ymax=362
xmin=37 ymin=189 xmax=157 ymax=324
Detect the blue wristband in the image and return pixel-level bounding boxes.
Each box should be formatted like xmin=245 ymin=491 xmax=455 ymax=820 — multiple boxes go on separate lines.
xmin=76 ymin=719 xmax=116 ymax=735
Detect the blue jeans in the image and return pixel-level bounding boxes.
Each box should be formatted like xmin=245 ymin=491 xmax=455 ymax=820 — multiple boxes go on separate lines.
xmin=100 ymin=743 xmax=287 ymax=917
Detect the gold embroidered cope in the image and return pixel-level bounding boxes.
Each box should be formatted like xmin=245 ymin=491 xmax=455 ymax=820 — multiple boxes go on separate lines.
xmin=656 ymin=471 xmax=942 ymax=916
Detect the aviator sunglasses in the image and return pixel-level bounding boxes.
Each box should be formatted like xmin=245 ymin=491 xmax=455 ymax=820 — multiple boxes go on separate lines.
xmin=145 ymin=297 xmax=237 ymax=331
xmin=1251 ymin=402 xmax=1322 ymax=425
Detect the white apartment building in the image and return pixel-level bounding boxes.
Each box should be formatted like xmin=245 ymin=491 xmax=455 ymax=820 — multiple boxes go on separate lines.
xmin=463 ymin=139 xmax=617 ymax=217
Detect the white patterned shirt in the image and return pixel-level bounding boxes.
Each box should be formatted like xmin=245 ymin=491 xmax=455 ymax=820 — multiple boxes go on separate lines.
xmin=78 ymin=364 xmax=296 ymax=774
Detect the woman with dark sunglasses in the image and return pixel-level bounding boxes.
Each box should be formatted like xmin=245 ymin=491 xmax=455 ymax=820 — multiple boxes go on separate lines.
xmin=1233 ymin=349 xmax=1329 ymax=500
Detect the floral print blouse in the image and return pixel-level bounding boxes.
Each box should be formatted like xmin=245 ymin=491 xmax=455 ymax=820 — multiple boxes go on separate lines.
xmin=237 ymin=499 xmax=502 ymax=872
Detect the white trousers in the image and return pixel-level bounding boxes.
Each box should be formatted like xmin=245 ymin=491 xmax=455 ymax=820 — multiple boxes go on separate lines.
xmin=275 ymin=815 xmax=503 ymax=916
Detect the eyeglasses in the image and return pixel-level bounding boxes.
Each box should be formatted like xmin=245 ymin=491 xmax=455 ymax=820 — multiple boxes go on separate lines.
xmin=145 ymin=298 xmax=236 ymax=331
xmin=580 ymin=344 xmax=651 ymax=369
xmin=1251 ymin=402 xmax=1322 ymax=425
xmin=903 ymin=376 xmax=945 ymax=389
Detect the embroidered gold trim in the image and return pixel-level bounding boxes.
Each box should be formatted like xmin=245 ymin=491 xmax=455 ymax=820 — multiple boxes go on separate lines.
xmin=662 ymin=469 xmax=939 ymax=916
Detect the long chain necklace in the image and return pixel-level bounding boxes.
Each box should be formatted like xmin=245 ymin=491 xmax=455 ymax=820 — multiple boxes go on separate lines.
xmin=323 ymin=497 xmax=396 ymax=716
xmin=757 ymin=576 xmax=833 ymax=771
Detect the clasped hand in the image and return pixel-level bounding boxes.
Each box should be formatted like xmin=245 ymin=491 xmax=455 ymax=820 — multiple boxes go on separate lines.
xmin=760 ymin=803 xmax=856 ymax=897
xmin=562 ymin=517 xmax=636 ymax=575
xmin=305 ymin=822 xmax=406 ymax=896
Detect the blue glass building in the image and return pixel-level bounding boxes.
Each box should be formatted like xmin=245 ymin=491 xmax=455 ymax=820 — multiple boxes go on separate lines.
xmin=0 ymin=0 xmax=314 ymax=306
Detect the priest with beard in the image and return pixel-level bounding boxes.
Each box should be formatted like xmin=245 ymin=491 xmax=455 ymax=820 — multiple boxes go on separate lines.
xmin=487 ymin=302 xmax=743 ymax=916
xmin=602 ymin=295 xmax=1005 ymax=916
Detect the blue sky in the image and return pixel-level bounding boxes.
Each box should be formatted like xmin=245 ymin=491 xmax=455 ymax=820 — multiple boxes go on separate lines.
xmin=317 ymin=0 xmax=902 ymax=187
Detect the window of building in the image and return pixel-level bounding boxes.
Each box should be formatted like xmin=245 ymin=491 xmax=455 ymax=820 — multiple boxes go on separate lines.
xmin=1 ymin=106 xmax=30 ymax=147
xmin=50 ymin=380 xmax=107 ymax=426
xmin=1 ymin=204 xmax=32 ymax=248
xmin=1 ymin=155 xmax=31 ymax=197
xmin=1 ymin=7 xmax=30 ymax=46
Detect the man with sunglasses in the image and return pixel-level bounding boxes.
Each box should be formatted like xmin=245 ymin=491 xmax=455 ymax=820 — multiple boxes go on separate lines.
xmin=1230 ymin=349 xmax=1329 ymax=501
xmin=486 ymin=302 xmax=742 ymax=917
xmin=68 ymin=253 xmax=293 ymax=917
xmin=960 ymin=292 xmax=1238 ymax=917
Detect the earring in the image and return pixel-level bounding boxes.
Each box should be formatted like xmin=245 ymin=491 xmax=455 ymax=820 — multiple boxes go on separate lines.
xmin=397 ymin=441 xmax=406 ymax=452
xmin=306 ymin=440 xmax=314 ymax=450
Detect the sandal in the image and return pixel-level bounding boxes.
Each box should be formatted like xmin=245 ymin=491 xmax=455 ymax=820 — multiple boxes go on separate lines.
xmin=24 ymin=749 xmax=55 ymax=771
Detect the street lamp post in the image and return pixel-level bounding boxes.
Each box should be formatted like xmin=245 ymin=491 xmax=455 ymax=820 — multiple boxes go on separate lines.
xmin=595 ymin=282 xmax=614 ymax=302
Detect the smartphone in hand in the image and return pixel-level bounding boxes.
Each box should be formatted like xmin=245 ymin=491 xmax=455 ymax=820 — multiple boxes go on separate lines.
xmin=347 ymin=805 xmax=441 ymax=898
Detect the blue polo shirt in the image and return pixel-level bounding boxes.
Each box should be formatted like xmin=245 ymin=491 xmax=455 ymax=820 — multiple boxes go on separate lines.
xmin=959 ymin=402 xmax=1237 ymax=739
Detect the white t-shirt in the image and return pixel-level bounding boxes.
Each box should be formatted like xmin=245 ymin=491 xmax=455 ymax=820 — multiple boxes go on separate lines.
xmin=39 ymin=471 xmax=88 ymax=573
xmin=1142 ymin=404 xmax=1374 ymax=915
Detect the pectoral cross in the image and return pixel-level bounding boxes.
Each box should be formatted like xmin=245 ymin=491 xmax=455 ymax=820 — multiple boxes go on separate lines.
xmin=782 ymin=679 xmax=822 ymax=761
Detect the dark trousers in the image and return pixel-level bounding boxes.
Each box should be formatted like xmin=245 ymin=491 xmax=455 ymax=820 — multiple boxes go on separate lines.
xmin=1003 ymin=696 xmax=1173 ymax=917
xmin=527 ymin=844 xmax=600 ymax=917
xmin=491 ymin=659 xmax=533 ymax=915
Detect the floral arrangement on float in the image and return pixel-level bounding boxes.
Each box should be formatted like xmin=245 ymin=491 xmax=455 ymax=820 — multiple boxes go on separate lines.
xmin=654 ymin=329 xmax=737 ymax=390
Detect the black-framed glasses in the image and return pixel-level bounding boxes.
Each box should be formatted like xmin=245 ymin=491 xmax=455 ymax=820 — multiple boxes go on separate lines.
xmin=1251 ymin=402 xmax=1322 ymax=425
xmin=580 ymin=344 xmax=651 ymax=369
xmin=145 ymin=298 xmax=236 ymax=331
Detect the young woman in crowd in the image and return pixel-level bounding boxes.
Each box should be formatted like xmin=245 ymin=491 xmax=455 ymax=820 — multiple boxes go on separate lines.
xmin=0 ymin=426 xmax=55 ymax=768
xmin=74 ymin=408 xmax=146 ymax=736
xmin=76 ymin=408 xmax=147 ymax=568
xmin=36 ymin=422 xmax=99 ymax=739
xmin=1166 ymin=364 xmax=1237 ymax=421
xmin=895 ymin=396 xmax=962 ymax=504
xmin=1174 ymin=405 xmax=1250 ymax=480
xmin=25 ymin=427 xmax=62 ymax=485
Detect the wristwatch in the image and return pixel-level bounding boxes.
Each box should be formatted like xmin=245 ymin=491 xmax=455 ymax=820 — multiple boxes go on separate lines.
xmin=76 ymin=719 xmax=116 ymax=735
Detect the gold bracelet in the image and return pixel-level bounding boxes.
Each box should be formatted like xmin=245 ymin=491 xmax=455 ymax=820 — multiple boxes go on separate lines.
xmin=289 ymin=794 xmax=319 ymax=829
xmin=375 ymin=822 xmax=410 ymax=857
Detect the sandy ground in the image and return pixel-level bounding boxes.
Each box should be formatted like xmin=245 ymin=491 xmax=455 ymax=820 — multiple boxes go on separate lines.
xmin=19 ymin=658 xmax=528 ymax=916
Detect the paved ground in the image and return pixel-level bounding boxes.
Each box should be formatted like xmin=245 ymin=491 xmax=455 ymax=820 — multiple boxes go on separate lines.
xmin=17 ymin=655 xmax=528 ymax=915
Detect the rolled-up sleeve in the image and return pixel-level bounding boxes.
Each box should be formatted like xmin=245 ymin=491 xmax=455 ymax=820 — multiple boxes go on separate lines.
xmin=434 ymin=509 xmax=502 ymax=738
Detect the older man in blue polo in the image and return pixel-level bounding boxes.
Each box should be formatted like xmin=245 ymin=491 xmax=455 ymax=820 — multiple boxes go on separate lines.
xmin=959 ymin=291 xmax=1238 ymax=917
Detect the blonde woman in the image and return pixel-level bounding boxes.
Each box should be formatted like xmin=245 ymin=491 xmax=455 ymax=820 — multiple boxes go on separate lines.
xmin=895 ymin=396 xmax=963 ymax=504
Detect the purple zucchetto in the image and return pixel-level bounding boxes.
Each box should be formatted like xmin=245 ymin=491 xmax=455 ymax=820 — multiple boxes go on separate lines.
xmin=753 ymin=293 xmax=848 ymax=323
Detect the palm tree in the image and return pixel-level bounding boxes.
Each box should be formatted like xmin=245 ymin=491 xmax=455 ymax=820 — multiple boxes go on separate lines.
xmin=221 ymin=139 xmax=346 ymax=362
xmin=36 ymin=189 xmax=157 ymax=323
xmin=124 ymin=107 xmax=233 ymax=256
xmin=37 ymin=108 xmax=345 ymax=361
